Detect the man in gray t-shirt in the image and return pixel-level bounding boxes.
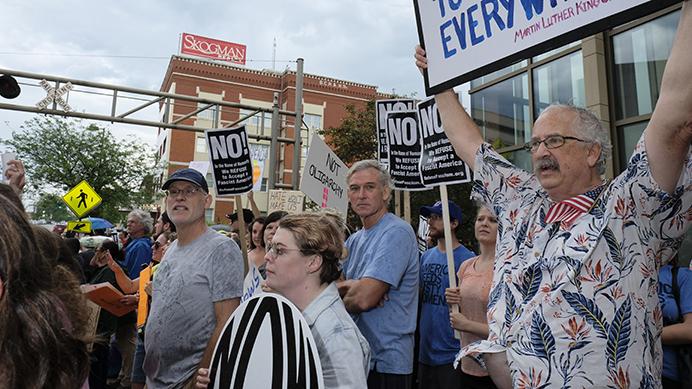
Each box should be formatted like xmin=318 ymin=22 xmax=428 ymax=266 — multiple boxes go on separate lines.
xmin=144 ymin=168 xmax=243 ymax=388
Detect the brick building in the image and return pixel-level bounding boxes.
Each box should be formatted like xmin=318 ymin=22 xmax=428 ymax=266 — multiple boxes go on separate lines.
xmin=156 ymin=55 xmax=385 ymax=223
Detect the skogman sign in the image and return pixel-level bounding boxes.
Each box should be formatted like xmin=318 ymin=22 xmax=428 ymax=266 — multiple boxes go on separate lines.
xmin=414 ymin=0 xmax=681 ymax=95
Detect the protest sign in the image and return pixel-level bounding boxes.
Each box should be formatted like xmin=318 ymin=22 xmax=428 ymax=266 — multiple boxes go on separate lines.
xmin=206 ymin=126 xmax=253 ymax=196
xmin=137 ymin=265 xmax=152 ymax=329
xmin=417 ymin=215 xmax=429 ymax=255
xmin=387 ymin=110 xmax=427 ymax=191
xmin=417 ymin=96 xmax=472 ymax=186
xmin=376 ymin=99 xmax=416 ymax=168
xmin=414 ymin=0 xmax=680 ymax=95
xmin=249 ymin=143 xmax=269 ymax=191
xmin=208 ymin=294 xmax=324 ymax=389
xmin=300 ymin=134 xmax=348 ymax=215
xmin=268 ymin=190 xmax=305 ymax=214
xmin=189 ymin=160 xmax=210 ymax=175
xmin=80 ymin=282 xmax=135 ymax=317
xmin=84 ymin=300 xmax=101 ymax=352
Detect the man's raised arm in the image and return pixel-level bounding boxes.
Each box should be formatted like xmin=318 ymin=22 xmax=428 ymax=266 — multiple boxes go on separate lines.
xmin=415 ymin=46 xmax=485 ymax=170
xmin=645 ymin=1 xmax=692 ymax=193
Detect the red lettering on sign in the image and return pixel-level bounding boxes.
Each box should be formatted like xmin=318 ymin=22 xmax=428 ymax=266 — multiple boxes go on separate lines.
xmin=181 ymin=33 xmax=247 ymax=65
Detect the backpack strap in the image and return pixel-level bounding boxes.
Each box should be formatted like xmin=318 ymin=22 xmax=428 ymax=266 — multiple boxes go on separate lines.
xmin=672 ymin=266 xmax=683 ymax=323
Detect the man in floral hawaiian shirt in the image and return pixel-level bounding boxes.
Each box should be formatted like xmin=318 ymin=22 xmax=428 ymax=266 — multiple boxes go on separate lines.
xmin=414 ymin=3 xmax=692 ymax=388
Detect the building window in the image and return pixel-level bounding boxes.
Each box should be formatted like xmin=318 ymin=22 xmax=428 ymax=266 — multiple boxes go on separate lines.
xmin=205 ymin=208 xmax=214 ymax=224
xmin=197 ymin=102 xmax=219 ymax=122
xmin=471 ymin=73 xmax=530 ymax=150
xmin=470 ymin=60 xmax=527 ymax=89
xmin=239 ymin=109 xmax=272 ymax=135
xmin=304 ymin=113 xmax=322 ymax=130
xmin=195 ymin=136 xmax=207 ymax=153
xmin=533 ymin=40 xmax=581 ymax=62
xmin=533 ymin=51 xmax=585 ymax=117
xmin=616 ymin=121 xmax=648 ymax=167
xmin=612 ymin=10 xmax=680 ymax=121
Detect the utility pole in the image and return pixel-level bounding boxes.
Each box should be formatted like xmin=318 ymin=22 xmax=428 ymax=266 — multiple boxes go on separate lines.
xmin=292 ymin=58 xmax=304 ymax=189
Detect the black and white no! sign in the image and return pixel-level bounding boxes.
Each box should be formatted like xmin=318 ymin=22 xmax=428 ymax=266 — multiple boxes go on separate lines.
xmin=206 ymin=126 xmax=253 ymax=196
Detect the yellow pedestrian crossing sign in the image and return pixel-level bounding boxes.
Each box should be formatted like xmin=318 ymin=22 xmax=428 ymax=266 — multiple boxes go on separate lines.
xmin=67 ymin=220 xmax=92 ymax=234
xmin=63 ymin=180 xmax=102 ymax=218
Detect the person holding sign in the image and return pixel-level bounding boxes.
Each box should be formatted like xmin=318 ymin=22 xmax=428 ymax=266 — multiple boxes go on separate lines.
xmin=88 ymin=239 xmax=128 ymax=389
xmin=144 ymin=168 xmax=243 ymax=389
xmin=414 ymin=3 xmax=692 ymax=387
xmin=240 ymin=216 xmax=266 ymax=303
xmin=417 ymin=200 xmax=475 ymax=389
xmin=338 ymin=160 xmax=419 ymax=389
xmin=265 ymin=213 xmax=370 ymax=388
xmin=196 ymin=212 xmax=371 ymax=389
xmin=445 ymin=205 xmax=498 ymax=389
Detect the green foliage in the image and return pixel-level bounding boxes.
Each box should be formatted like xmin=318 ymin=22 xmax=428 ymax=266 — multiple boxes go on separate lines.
xmin=33 ymin=193 xmax=72 ymax=222
xmin=3 ymin=116 xmax=160 ymax=222
xmin=319 ymin=101 xmax=377 ymax=165
xmin=320 ymin=99 xmax=478 ymax=250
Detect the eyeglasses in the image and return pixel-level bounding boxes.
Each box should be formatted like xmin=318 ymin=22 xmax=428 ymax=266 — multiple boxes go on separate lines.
xmin=524 ymin=135 xmax=590 ymax=153
xmin=165 ymin=187 xmax=205 ymax=198
xmin=266 ymin=244 xmax=311 ymax=258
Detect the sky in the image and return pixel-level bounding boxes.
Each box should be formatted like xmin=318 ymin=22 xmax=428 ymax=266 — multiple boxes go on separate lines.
xmin=0 ymin=0 xmax=430 ymax=152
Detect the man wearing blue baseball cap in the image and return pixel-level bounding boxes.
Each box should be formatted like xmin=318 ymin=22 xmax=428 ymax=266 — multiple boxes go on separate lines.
xmin=418 ymin=200 xmax=475 ymax=389
xmin=144 ymin=168 xmax=243 ymax=388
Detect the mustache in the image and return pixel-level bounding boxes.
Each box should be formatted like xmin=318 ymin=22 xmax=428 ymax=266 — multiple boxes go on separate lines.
xmin=534 ymin=157 xmax=560 ymax=173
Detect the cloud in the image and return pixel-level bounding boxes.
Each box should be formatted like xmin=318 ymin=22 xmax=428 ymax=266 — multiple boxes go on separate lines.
xmin=0 ymin=0 xmax=427 ymax=152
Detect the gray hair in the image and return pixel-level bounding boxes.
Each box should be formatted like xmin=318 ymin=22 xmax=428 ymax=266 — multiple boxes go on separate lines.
xmin=542 ymin=104 xmax=612 ymax=175
xmin=347 ymin=160 xmax=393 ymax=191
xmin=127 ymin=209 xmax=154 ymax=235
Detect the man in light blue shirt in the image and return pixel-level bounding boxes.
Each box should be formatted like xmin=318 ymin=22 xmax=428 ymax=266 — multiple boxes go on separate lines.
xmin=339 ymin=160 xmax=419 ymax=389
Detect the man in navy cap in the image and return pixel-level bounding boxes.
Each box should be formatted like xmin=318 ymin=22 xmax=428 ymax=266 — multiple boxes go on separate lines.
xmin=418 ymin=200 xmax=474 ymax=389
xmin=143 ymin=168 xmax=243 ymax=389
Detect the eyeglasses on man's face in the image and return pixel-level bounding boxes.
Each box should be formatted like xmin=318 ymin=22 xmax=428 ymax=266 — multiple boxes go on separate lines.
xmin=524 ymin=134 xmax=590 ymax=153
xmin=165 ymin=187 xmax=205 ymax=198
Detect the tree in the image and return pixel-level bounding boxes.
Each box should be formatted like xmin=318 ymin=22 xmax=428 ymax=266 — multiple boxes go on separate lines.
xmin=33 ymin=193 xmax=72 ymax=222
xmin=3 ymin=116 xmax=160 ymax=223
xmin=320 ymin=100 xmax=477 ymax=249
xmin=320 ymin=101 xmax=378 ymax=165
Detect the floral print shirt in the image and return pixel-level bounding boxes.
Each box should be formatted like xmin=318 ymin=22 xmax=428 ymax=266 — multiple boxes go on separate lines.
xmin=462 ymin=134 xmax=691 ymax=388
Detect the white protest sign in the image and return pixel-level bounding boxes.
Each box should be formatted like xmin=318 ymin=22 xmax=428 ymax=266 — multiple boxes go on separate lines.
xmin=188 ymin=160 xmax=210 ymax=175
xmin=205 ymin=126 xmax=253 ymax=196
xmin=417 ymin=96 xmax=472 ymax=186
xmin=376 ymin=99 xmax=416 ymax=169
xmin=386 ymin=110 xmax=427 ymax=191
xmin=414 ymin=0 xmax=680 ymax=95
xmin=417 ymin=215 xmax=429 ymax=255
xmin=208 ymin=294 xmax=324 ymax=389
xmin=268 ymin=190 xmax=305 ymax=214
xmin=299 ymin=134 xmax=348 ymax=215
xmin=249 ymin=144 xmax=269 ymax=191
